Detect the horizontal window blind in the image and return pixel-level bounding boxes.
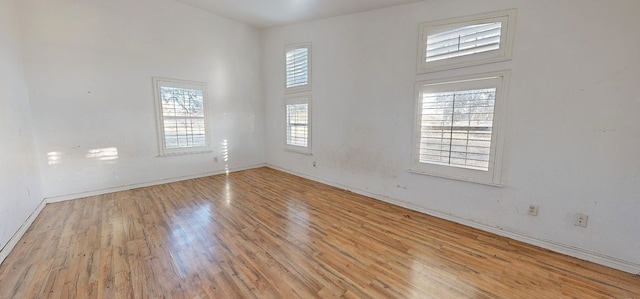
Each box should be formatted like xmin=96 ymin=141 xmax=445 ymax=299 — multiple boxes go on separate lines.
xmin=286 ymin=47 xmax=309 ymax=88
xmin=160 ymin=86 xmax=206 ymax=149
xmin=286 ymin=103 xmax=309 ymax=147
xmin=419 ymin=88 xmax=496 ymax=171
xmin=426 ymin=22 xmax=502 ymax=62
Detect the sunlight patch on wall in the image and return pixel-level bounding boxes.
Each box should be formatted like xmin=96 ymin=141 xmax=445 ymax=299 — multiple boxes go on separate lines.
xmin=47 ymin=151 xmax=63 ymax=165
xmin=222 ymin=139 xmax=230 ymax=174
xmin=222 ymin=139 xmax=229 ymax=162
xmin=86 ymin=147 xmax=119 ymax=161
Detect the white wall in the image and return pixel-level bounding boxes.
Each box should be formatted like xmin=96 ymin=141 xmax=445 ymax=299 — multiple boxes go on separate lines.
xmin=263 ymin=0 xmax=640 ymax=272
xmin=4 ymin=0 xmax=638 ymax=274
xmin=0 ymin=0 xmax=44 ymax=258
xmin=18 ymin=0 xmax=265 ymax=200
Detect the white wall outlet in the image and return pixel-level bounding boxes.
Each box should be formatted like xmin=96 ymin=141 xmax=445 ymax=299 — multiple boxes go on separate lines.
xmin=214 ymin=157 xmax=218 ymax=162
xmin=574 ymin=213 xmax=588 ymax=227
xmin=527 ymin=204 xmax=539 ymax=216
xmin=313 ymin=161 xmax=317 ymax=167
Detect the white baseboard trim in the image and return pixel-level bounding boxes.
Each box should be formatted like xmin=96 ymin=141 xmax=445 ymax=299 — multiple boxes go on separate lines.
xmin=6 ymin=164 xmax=637 ymax=275
xmin=1 ymin=164 xmax=266 ymax=266
xmin=388 ymin=199 xmax=640 ymax=275
xmin=0 ymin=198 xmax=47 ymax=265
xmin=266 ymin=164 xmax=640 ymax=275
xmin=46 ymin=163 xmax=267 ymax=203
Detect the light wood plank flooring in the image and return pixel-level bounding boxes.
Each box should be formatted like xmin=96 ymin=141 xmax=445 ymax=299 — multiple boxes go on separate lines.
xmin=1 ymin=167 xmax=638 ymax=298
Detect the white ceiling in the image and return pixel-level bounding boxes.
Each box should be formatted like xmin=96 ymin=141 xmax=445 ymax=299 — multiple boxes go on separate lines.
xmin=176 ymin=0 xmax=425 ymax=28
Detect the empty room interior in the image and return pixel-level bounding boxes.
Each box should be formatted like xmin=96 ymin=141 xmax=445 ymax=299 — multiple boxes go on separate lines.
xmin=1 ymin=0 xmax=639 ymax=297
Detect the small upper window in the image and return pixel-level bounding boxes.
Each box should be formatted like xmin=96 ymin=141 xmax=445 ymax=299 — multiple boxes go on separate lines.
xmin=153 ymin=77 xmax=211 ymax=156
xmin=285 ymin=43 xmax=311 ymax=93
xmin=418 ymin=9 xmax=516 ymax=73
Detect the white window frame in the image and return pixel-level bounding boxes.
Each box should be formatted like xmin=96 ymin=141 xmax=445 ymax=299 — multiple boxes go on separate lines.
xmin=417 ymin=9 xmax=516 ymax=73
xmin=410 ymin=71 xmax=510 ymax=186
xmin=284 ymin=95 xmax=312 ymax=155
xmin=153 ymin=77 xmax=212 ymax=156
xmin=285 ymin=42 xmax=312 ymax=93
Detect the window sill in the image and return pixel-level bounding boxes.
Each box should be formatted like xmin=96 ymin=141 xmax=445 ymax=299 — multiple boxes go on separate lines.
xmin=408 ymin=168 xmax=503 ymax=187
xmin=285 ymin=85 xmax=312 ymax=94
xmin=284 ymin=148 xmax=313 ymax=156
xmin=157 ymin=149 xmax=213 ymax=157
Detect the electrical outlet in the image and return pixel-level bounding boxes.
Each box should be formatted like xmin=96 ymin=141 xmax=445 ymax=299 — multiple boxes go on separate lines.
xmin=574 ymin=213 xmax=588 ymax=227
xmin=313 ymin=161 xmax=317 ymax=167
xmin=527 ymin=205 xmax=539 ymax=216
xmin=214 ymin=157 xmax=218 ymax=163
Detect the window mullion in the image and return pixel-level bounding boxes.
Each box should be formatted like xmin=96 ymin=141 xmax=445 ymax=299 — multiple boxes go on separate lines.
xmin=448 ymin=93 xmax=456 ymax=165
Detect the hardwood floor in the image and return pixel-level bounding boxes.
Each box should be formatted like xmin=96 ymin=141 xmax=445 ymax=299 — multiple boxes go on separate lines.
xmin=0 ymin=167 xmax=638 ymax=298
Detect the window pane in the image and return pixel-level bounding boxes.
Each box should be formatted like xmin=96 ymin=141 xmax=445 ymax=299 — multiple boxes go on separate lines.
xmin=286 ymin=103 xmax=308 ymax=147
xmin=419 ymin=87 xmax=496 ymax=171
xmin=426 ymin=22 xmax=502 ymax=62
xmin=286 ymin=47 xmax=309 ymax=88
xmin=160 ymin=86 xmax=206 ymax=149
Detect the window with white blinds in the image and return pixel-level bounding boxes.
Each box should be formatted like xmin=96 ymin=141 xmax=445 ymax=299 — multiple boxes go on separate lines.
xmin=153 ymin=77 xmax=211 ymax=156
xmin=285 ymin=96 xmax=311 ymax=153
xmin=418 ymin=9 xmax=516 ymax=73
xmin=419 ymin=87 xmax=495 ymax=170
xmin=411 ymin=73 xmax=508 ymax=185
xmin=426 ymin=22 xmax=502 ymax=62
xmin=285 ymin=43 xmax=311 ymax=93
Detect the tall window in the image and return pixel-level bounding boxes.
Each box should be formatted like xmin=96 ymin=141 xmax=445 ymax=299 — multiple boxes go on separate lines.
xmin=418 ymin=9 xmax=516 ymax=73
xmin=285 ymin=96 xmax=311 ymax=153
xmin=153 ymin=77 xmax=211 ymax=156
xmin=284 ymin=42 xmax=312 ymax=154
xmin=285 ymin=43 xmax=311 ymax=93
xmin=411 ymin=73 xmax=508 ymax=185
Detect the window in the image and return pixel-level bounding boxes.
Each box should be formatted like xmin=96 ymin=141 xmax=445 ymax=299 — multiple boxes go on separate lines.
xmin=153 ymin=77 xmax=211 ymax=156
xmin=411 ymin=72 xmax=509 ymax=185
xmin=284 ymin=42 xmax=312 ymax=154
xmin=285 ymin=43 xmax=311 ymax=93
xmin=285 ymin=96 xmax=311 ymax=154
xmin=418 ymin=9 xmax=516 ymax=73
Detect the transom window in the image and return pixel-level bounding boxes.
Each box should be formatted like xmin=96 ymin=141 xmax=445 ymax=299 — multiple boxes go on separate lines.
xmin=426 ymin=22 xmax=502 ymax=63
xmin=418 ymin=9 xmax=516 ymax=73
xmin=153 ymin=77 xmax=211 ymax=156
xmin=285 ymin=43 xmax=311 ymax=93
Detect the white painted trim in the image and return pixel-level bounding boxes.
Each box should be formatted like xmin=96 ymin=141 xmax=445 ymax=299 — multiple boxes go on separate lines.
xmin=284 ymin=148 xmax=313 ymax=155
xmin=0 ymin=198 xmax=47 ymax=265
xmin=6 ymin=164 xmax=637 ymax=275
xmin=46 ymin=163 xmax=266 ymax=203
xmin=411 ymin=71 xmax=510 ymax=186
xmin=152 ymin=77 xmax=212 ymax=157
xmin=1 ymin=164 xmax=266 ymax=265
xmin=417 ymin=9 xmax=517 ymax=74
xmin=266 ymin=164 xmax=640 ymax=275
